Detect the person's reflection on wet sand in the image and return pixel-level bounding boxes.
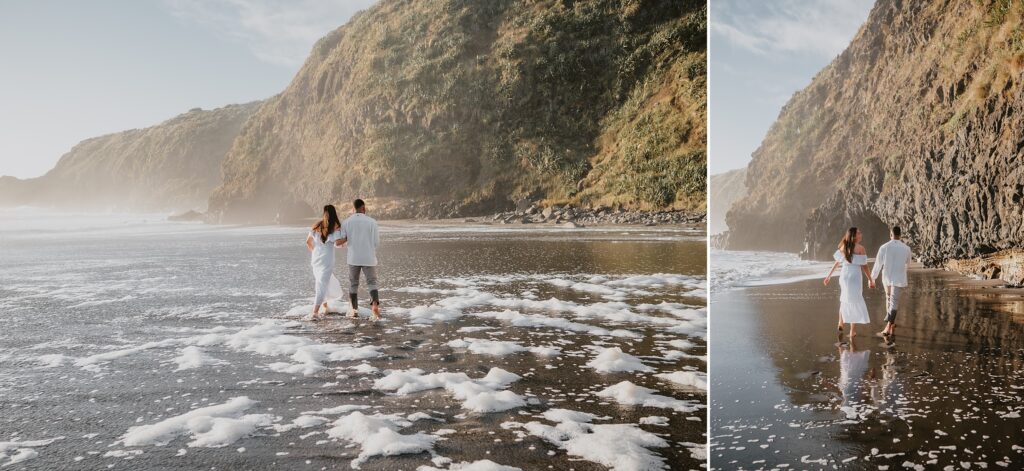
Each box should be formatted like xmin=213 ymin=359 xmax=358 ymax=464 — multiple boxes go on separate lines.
xmin=870 ymin=349 xmax=899 ymax=408
xmin=837 ymin=339 xmax=872 ymax=419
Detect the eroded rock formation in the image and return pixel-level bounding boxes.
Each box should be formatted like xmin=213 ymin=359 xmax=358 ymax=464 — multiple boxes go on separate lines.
xmin=724 ymin=0 xmax=1024 ymax=283
xmin=209 ymin=0 xmax=707 ymax=223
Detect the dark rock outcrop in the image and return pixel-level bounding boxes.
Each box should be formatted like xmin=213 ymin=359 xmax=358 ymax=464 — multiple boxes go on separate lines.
xmin=723 ymin=0 xmax=1024 ymax=282
xmin=488 ymin=204 xmax=703 ymax=226
xmin=0 ymin=102 xmax=260 ymax=212
xmin=209 ymin=0 xmax=707 ymax=224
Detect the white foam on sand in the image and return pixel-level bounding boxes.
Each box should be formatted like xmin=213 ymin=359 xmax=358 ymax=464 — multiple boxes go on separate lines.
xmin=0 ymin=437 xmax=63 ymax=467
xmin=286 ymin=303 xmax=374 ymax=319
xmin=326 ymin=411 xmax=438 ymax=469
xmin=390 ymin=276 xmax=704 ymax=338
xmin=194 ymin=320 xmax=383 ymax=376
xmin=121 ymin=396 xmax=276 ymax=448
xmin=172 ymin=346 xmax=226 ymax=371
xmin=655 ymin=371 xmax=708 ymax=391
xmin=638 ymin=416 xmax=669 ymax=426
xmin=447 ymin=338 xmax=527 ymax=356
xmin=595 ymin=381 xmax=701 ymax=413
xmin=301 ymin=404 xmax=371 ymax=415
xmin=585 ymin=347 xmax=653 ymax=373
xmin=544 ymin=279 xmax=627 ymax=299
xmin=74 ymin=338 xmax=182 ymax=368
xmin=604 ymin=273 xmax=703 ymax=290
xmin=374 ymin=367 xmax=526 ymax=413
xmin=504 ymin=408 xmax=669 ymax=471
xmin=69 ymin=319 xmax=381 ymax=375
xmin=447 ymin=338 xmax=560 ymax=357
xmin=32 ymin=353 xmax=69 ymax=368
xmin=273 ymin=415 xmax=330 ymax=433
xmin=456 ymin=326 xmax=495 ymax=333
xmin=418 ymin=459 xmax=522 ymax=471
xmin=469 ymin=310 xmax=641 ymax=339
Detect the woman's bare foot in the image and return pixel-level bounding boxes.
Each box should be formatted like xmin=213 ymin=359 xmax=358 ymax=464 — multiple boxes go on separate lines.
xmin=371 ymin=301 xmax=381 ymax=320
xmin=348 ymin=308 xmax=359 ymax=319
xmin=322 ymin=302 xmax=329 ymax=313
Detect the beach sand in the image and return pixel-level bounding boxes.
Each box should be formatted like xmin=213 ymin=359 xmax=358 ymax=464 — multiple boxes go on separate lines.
xmin=0 ymin=211 xmax=706 ymax=470
xmin=711 ymin=267 xmax=1024 ymax=470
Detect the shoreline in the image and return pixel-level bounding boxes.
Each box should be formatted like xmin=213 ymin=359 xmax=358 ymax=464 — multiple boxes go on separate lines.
xmin=712 ymin=247 xmax=1024 ymax=292
xmin=170 ymin=207 xmax=706 ymax=229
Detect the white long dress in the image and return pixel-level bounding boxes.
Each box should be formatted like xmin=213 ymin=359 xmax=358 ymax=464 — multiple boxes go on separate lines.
xmin=834 ymin=249 xmax=870 ymax=324
xmin=311 ymin=229 xmax=343 ymax=306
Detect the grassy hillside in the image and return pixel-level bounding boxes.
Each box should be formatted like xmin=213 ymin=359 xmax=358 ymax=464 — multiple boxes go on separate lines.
xmin=210 ymin=0 xmax=706 ymax=222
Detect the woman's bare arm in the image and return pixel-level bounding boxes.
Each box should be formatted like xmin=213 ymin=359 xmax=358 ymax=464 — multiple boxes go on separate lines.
xmin=861 ymin=264 xmax=874 ymax=288
xmin=306 ymin=234 xmax=314 ymax=252
xmin=824 ymin=261 xmax=840 ymax=285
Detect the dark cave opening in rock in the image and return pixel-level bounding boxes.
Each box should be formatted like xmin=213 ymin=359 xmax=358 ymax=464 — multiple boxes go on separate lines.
xmin=802 ymin=208 xmax=891 ymax=261
xmin=856 ymin=210 xmax=891 ymax=257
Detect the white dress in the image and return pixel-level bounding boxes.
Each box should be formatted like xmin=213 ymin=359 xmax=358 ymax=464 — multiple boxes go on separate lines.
xmin=834 ymin=249 xmax=870 ymax=324
xmin=311 ymin=229 xmax=343 ymax=306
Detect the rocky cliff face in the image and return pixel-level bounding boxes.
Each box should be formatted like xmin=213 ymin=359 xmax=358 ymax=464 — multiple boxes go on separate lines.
xmin=0 ymin=103 xmax=260 ymax=212
xmin=209 ymin=0 xmax=707 ymax=223
xmin=724 ymin=0 xmax=1024 ymax=283
xmin=709 ymin=168 xmax=745 ymax=235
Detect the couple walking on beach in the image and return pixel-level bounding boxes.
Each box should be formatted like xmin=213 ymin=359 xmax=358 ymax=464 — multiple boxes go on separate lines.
xmin=824 ymin=225 xmax=912 ymax=340
xmin=305 ymin=199 xmax=381 ymax=321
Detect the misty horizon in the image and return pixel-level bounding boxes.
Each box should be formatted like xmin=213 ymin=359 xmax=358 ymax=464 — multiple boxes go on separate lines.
xmin=0 ymin=0 xmax=376 ymax=179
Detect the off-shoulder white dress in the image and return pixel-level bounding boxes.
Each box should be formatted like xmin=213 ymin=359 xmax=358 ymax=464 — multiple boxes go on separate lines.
xmin=834 ymin=250 xmax=870 ymax=324
xmin=310 ymin=229 xmax=343 ymax=306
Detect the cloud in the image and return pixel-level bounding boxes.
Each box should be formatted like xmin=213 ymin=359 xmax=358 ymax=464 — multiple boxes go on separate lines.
xmin=163 ymin=0 xmax=377 ymax=66
xmin=711 ymin=0 xmax=875 ymax=59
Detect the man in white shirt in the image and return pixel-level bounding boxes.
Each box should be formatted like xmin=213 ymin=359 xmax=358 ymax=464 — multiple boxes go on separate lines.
xmin=339 ymin=199 xmax=381 ymax=320
xmin=870 ymin=225 xmax=913 ymax=337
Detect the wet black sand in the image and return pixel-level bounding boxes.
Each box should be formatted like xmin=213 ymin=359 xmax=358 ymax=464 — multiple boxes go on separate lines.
xmin=711 ymin=269 xmax=1024 ymax=470
xmin=1 ymin=221 xmax=706 ymax=470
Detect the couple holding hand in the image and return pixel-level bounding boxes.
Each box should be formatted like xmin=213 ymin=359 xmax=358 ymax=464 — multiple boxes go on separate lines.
xmin=306 ymin=199 xmax=381 ymax=321
xmin=824 ymin=225 xmax=912 ymax=340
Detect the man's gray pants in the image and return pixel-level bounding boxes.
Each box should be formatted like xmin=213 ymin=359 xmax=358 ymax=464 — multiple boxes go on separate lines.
xmin=349 ymin=265 xmax=378 ymax=292
xmin=349 ymin=265 xmax=379 ymax=308
xmin=884 ymin=284 xmax=903 ymax=324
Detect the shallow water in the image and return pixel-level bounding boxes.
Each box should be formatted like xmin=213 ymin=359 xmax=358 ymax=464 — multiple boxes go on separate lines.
xmin=711 ymin=260 xmax=1024 ymax=470
xmin=0 ymin=211 xmax=706 ymax=470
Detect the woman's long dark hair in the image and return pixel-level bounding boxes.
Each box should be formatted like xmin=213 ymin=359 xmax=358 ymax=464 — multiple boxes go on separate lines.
xmin=312 ymin=205 xmax=341 ymax=243
xmin=838 ymin=227 xmax=858 ymax=262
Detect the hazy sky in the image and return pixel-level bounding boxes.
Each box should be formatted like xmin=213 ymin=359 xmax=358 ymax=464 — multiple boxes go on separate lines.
xmin=0 ymin=0 xmax=376 ymax=179
xmin=709 ymin=0 xmax=874 ymax=175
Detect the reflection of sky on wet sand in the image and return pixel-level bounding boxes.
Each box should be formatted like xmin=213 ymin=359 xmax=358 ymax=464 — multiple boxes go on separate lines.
xmin=712 ymin=269 xmax=1024 ymax=470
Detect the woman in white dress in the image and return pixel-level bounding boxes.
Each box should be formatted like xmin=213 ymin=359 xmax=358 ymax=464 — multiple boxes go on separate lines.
xmin=824 ymin=227 xmax=874 ymax=338
xmin=305 ymin=205 xmax=344 ymax=320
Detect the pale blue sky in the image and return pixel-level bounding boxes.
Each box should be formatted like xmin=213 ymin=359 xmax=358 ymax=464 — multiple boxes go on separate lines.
xmin=709 ymin=0 xmax=874 ymax=174
xmin=0 ymin=0 xmax=375 ymax=178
